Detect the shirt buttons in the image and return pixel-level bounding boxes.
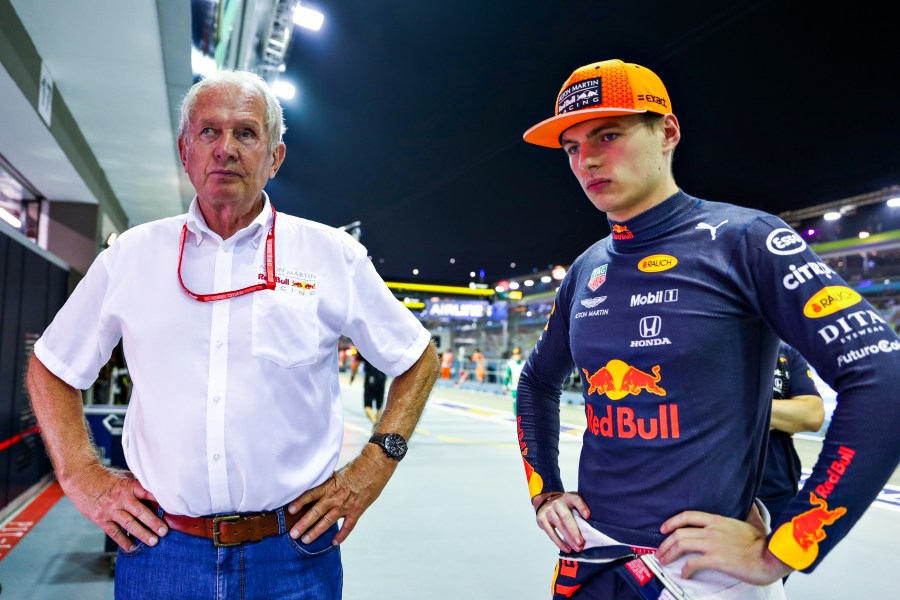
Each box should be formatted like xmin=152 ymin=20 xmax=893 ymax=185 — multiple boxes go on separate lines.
xmin=216 ymin=340 xmax=223 ymax=348
xmin=213 ymin=396 xmax=220 ymax=403
xmin=213 ymin=453 xmax=221 ymax=461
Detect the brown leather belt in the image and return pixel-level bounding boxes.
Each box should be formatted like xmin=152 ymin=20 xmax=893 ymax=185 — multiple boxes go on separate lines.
xmin=150 ymin=502 xmax=311 ymax=547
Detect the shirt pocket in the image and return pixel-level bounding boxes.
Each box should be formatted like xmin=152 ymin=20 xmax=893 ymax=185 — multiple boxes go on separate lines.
xmin=251 ymin=291 xmax=320 ymax=368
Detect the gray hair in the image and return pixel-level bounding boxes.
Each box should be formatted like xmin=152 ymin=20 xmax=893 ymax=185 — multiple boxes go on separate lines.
xmin=178 ymin=70 xmax=286 ymax=152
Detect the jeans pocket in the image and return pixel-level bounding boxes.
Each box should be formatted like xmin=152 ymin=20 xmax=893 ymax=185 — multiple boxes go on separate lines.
xmin=251 ymin=290 xmax=320 ymax=368
xmin=285 ymin=523 xmax=339 ymax=558
xmin=117 ymin=539 xmax=147 ymax=558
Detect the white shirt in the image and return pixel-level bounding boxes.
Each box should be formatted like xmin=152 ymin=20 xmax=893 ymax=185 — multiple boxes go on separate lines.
xmin=35 ymin=194 xmax=431 ymax=516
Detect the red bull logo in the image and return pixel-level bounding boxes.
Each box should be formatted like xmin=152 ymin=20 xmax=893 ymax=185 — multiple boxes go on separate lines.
xmin=815 ymin=445 xmax=854 ymax=500
xmin=582 ymin=360 xmax=667 ymax=399
xmin=517 ymin=416 xmax=528 ymax=456
xmin=612 ymin=224 xmax=634 ymax=240
xmin=258 ymin=273 xmax=316 ymax=289
xmin=770 ymin=492 xmax=847 ymax=570
xmin=582 ymin=360 xmax=676 ymax=439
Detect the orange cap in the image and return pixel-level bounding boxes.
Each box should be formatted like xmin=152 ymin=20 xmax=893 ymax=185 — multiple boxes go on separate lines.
xmin=523 ymin=59 xmax=672 ymax=148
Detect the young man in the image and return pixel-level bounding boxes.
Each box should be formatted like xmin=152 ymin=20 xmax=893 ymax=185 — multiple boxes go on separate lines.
xmin=516 ymin=59 xmax=900 ymax=598
xmin=27 ymin=70 xmax=438 ymax=599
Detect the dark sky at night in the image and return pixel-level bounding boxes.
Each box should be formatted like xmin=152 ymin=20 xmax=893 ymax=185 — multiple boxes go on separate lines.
xmin=262 ymin=0 xmax=898 ymax=285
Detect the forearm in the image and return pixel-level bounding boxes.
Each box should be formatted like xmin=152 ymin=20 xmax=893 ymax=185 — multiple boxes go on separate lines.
xmin=376 ymin=343 xmax=439 ymax=439
xmin=516 ymin=369 xmax=564 ymax=497
xmin=26 ymin=355 xmax=101 ymax=485
xmin=771 ymin=395 xmax=824 ymax=433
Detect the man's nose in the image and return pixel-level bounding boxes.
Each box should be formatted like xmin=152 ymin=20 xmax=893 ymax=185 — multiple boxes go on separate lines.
xmin=214 ymin=133 xmax=238 ymax=160
xmin=578 ymin=145 xmax=601 ymax=170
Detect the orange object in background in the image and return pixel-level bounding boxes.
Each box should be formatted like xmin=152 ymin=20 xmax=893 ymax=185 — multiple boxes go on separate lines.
xmin=440 ymin=350 xmax=454 ymax=379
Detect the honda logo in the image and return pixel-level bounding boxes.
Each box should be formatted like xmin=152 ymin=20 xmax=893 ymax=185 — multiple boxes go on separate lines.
xmin=640 ymin=316 xmax=662 ymax=338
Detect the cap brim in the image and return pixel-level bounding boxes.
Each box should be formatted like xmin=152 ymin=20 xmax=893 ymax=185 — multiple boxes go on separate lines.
xmin=523 ymin=107 xmax=648 ymax=148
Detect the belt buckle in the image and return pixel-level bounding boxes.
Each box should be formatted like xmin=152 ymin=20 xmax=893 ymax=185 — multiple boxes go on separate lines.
xmin=212 ymin=514 xmax=241 ymax=547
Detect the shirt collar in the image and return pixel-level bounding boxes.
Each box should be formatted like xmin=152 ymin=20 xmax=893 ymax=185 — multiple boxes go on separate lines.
xmin=184 ymin=192 xmax=273 ymax=248
xmin=607 ymin=190 xmax=700 ymax=250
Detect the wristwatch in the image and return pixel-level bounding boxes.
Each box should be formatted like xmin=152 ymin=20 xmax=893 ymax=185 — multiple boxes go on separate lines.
xmin=368 ymin=433 xmax=408 ymax=461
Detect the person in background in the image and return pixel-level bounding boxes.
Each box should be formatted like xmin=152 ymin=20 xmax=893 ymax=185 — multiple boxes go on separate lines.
xmin=27 ymin=69 xmax=438 ymax=600
xmin=515 ymin=58 xmax=900 ymax=598
xmin=504 ymin=347 xmax=525 ymax=413
xmin=440 ymin=349 xmax=454 ymax=380
xmin=471 ymin=348 xmax=487 ymax=385
xmin=760 ymin=342 xmax=825 ymax=525
xmin=350 ymin=352 xmax=388 ymax=429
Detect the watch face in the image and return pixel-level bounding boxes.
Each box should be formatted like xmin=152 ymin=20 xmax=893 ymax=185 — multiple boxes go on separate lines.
xmin=384 ymin=433 xmax=408 ymax=460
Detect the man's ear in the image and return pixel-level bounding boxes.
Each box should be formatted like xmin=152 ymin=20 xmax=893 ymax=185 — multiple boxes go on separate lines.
xmin=177 ymin=136 xmax=189 ymax=171
xmin=270 ymin=143 xmax=286 ymax=178
xmin=661 ymin=113 xmax=681 ymax=152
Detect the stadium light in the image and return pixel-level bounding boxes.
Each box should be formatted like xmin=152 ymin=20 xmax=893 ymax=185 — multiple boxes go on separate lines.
xmin=859 ymin=231 xmax=870 ymax=239
xmin=541 ymin=275 xmax=552 ymax=283
xmin=551 ymin=265 xmax=567 ymax=280
xmin=294 ymin=4 xmax=324 ymax=31
xmin=191 ymin=47 xmax=217 ymax=78
xmin=524 ymin=279 xmax=534 ymax=287
xmin=272 ymin=79 xmax=296 ymax=100
xmin=823 ymin=212 xmax=841 ymax=221
xmin=887 ymin=197 xmax=900 ymax=207
xmin=509 ymin=281 xmax=520 ymax=290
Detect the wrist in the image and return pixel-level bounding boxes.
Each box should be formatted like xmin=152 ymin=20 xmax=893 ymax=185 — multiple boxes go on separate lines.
xmin=533 ymin=491 xmax=563 ymax=513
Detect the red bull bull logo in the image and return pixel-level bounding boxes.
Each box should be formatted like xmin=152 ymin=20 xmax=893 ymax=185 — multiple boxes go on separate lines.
xmin=581 ymin=360 xmax=677 ymax=439
xmin=612 ymin=224 xmax=634 ymax=240
xmin=770 ymin=492 xmax=847 ymax=570
xmin=582 ymin=360 xmax=667 ymax=399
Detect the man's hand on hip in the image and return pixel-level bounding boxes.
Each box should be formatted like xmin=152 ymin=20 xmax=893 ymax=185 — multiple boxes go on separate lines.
xmin=62 ymin=463 xmax=167 ymax=551
xmin=656 ymin=504 xmax=793 ymax=585
xmin=535 ymin=491 xmax=591 ymax=553
xmin=288 ymin=443 xmax=397 ymax=545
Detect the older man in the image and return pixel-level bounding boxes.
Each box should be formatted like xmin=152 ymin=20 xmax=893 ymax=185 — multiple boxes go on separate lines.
xmin=27 ymin=70 xmax=438 ymax=599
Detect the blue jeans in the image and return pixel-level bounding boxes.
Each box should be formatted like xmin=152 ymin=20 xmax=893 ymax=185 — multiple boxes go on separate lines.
xmin=115 ymin=506 xmax=342 ymax=599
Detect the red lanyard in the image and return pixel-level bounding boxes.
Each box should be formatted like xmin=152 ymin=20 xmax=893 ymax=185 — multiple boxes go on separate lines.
xmin=178 ymin=204 xmax=277 ymax=302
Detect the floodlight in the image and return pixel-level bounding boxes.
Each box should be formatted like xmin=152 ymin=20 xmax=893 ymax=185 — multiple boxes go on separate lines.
xmin=272 ymin=80 xmax=296 ymax=99
xmin=294 ymin=4 xmax=324 ymax=30
xmin=823 ymin=212 xmax=841 ymax=221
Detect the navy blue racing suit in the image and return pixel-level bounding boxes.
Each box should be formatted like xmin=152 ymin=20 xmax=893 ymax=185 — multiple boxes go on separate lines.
xmin=758 ymin=342 xmax=821 ymax=524
xmin=516 ymin=190 xmax=900 ymax=577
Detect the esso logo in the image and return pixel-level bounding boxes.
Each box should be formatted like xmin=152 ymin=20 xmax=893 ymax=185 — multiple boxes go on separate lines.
xmin=766 ymin=228 xmax=807 ymax=255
